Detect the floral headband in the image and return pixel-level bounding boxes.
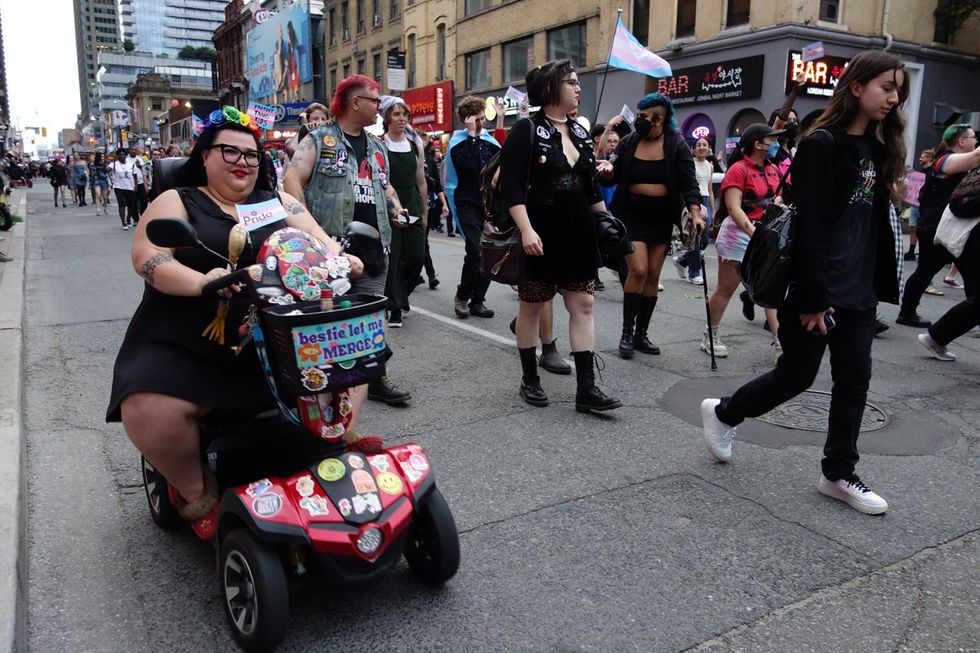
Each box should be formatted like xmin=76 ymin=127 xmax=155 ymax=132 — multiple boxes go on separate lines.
xmin=203 ymin=106 xmax=263 ymax=139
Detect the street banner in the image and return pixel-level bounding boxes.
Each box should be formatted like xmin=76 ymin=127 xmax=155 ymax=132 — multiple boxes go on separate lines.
xmin=505 ymin=86 xmax=527 ymax=104
xmin=608 ymin=17 xmax=672 ymax=78
xmin=111 ymin=110 xmax=129 ymax=127
xmin=802 ymin=41 xmax=825 ymax=62
xmin=620 ymin=104 xmax=635 ymax=125
xmin=905 ymin=170 xmax=925 ymax=207
xmin=245 ymin=3 xmax=313 ymax=101
xmin=247 ymin=102 xmax=277 ymax=129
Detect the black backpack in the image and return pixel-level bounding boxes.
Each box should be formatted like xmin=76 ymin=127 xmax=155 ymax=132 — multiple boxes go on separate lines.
xmin=480 ymin=118 xmax=534 ymax=230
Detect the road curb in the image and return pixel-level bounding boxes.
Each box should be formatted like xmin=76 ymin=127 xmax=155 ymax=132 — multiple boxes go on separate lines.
xmin=0 ymin=187 xmax=27 ymax=653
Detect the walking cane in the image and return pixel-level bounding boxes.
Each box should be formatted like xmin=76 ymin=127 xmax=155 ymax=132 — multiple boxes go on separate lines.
xmin=699 ymin=247 xmax=717 ymax=371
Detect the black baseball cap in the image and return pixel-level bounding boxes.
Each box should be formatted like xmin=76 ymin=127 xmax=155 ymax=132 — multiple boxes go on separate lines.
xmin=739 ymin=123 xmax=786 ymax=149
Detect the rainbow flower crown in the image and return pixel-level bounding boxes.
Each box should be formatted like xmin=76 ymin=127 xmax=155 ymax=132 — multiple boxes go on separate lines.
xmin=203 ymin=106 xmax=263 ymax=138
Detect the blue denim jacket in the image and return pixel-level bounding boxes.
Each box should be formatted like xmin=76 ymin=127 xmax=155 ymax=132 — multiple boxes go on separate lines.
xmin=303 ymin=122 xmax=392 ymax=249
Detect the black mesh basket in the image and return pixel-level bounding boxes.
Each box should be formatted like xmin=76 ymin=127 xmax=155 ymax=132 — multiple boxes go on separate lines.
xmin=261 ymin=293 xmax=389 ymax=397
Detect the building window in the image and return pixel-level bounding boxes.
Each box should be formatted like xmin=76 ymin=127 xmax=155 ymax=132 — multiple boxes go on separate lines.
xmin=726 ymin=0 xmax=750 ymax=27
xmin=357 ymin=0 xmax=365 ymax=33
xmin=406 ymin=33 xmax=417 ymax=87
xmin=466 ymin=48 xmax=492 ymax=90
xmin=819 ymin=0 xmax=840 ymax=22
xmin=329 ymin=8 xmax=337 ymax=45
xmin=330 ymin=67 xmax=337 ymax=92
xmin=503 ymin=37 xmax=533 ymax=84
xmin=436 ymin=23 xmax=446 ymax=80
xmin=342 ymin=1 xmax=350 ymax=40
xmin=464 ymin=0 xmax=491 ymax=16
xmin=151 ymin=98 xmax=163 ymax=110
xmin=372 ymin=0 xmax=381 ymax=27
xmin=343 ymin=62 xmax=350 ymax=78
xmin=373 ymin=52 xmax=382 ymax=82
xmin=390 ymin=0 xmax=399 ymax=20
xmin=676 ymin=0 xmax=696 ymax=37
xmin=632 ymin=0 xmax=649 ymax=45
xmin=357 ymin=57 xmax=366 ymax=74
xmin=548 ymin=22 xmax=586 ymax=67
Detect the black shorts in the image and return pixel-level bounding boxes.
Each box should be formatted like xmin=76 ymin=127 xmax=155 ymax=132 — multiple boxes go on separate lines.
xmin=622 ymin=193 xmax=674 ymax=245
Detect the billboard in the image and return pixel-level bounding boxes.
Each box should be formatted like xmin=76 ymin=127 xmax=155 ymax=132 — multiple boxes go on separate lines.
xmin=246 ymin=3 xmax=313 ymax=103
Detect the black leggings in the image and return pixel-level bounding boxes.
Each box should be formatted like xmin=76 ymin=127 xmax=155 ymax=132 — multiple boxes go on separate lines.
xmin=900 ymin=229 xmax=954 ymax=316
xmin=929 ymin=227 xmax=980 ymax=345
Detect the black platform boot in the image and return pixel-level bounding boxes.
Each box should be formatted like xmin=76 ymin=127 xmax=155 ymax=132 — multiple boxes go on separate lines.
xmin=619 ymin=293 xmax=640 ymax=358
xmin=519 ymin=346 xmax=548 ymax=407
xmin=633 ymin=296 xmax=661 ymax=355
xmin=572 ymin=351 xmax=622 ymax=413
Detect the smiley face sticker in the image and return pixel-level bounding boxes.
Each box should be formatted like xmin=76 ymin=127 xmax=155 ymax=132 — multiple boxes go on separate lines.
xmin=376 ymin=472 xmax=403 ymax=495
xmin=317 ymin=458 xmax=346 ymax=482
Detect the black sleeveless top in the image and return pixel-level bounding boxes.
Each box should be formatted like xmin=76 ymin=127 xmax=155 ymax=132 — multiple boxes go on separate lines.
xmin=106 ymin=187 xmax=287 ymax=422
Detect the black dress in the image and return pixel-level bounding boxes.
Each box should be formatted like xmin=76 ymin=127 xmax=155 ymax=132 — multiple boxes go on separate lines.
xmin=106 ymin=187 xmax=286 ymax=422
xmin=499 ymin=115 xmax=602 ymax=284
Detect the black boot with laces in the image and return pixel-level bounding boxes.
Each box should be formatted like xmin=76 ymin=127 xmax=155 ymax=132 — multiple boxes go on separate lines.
xmin=619 ymin=293 xmax=639 ymax=358
xmin=572 ymin=351 xmax=622 ymax=413
xmin=518 ymin=346 xmax=548 ymax=406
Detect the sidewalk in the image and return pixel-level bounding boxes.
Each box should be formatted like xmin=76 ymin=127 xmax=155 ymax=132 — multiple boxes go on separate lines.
xmin=0 ymin=187 xmax=27 ymax=653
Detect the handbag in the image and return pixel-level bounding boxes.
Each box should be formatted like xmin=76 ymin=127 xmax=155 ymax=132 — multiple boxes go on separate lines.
xmin=739 ymin=167 xmax=795 ymax=308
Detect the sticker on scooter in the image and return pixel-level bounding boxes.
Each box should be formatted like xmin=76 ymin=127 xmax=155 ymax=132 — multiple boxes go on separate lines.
xmin=347 ymin=455 xmax=365 ymax=470
xmin=376 ymin=472 xmax=403 ymax=495
xmin=317 ymin=458 xmax=346 ymax=482
xmin=337 ymin=498 xmax=352 ymax=516
xmin=351 ymin=469 xmax=377 ymax=494
xmin=245 ymin=478 xmax=272 ymax=497
xmin=252 ymin=492 xmax=282 ymax=518
xmin=299 ymin=495 xmax=329 ymax=516
xmin=294 ymin=475 xmax=315 ymax=497
xmin=353 ymin=493 xmax=381 ymax=515
xmin=301 ymin=368 xmax=328 ymax=392
xmin=409 ymin=453 xmax=429 ymax=472
xmin=400 ymin=462 xmax=422 ymax=483
xmin=368 ymin=454 xmax=389 ymax=472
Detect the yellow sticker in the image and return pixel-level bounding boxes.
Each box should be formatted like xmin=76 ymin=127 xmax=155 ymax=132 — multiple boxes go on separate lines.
xmin=317 ymin=458 xmax=346 ymax=482
xmin=376 ymin=471 xmax=403 ymax=495
xmin=484 ymin=97 xmax=497 ymax=122
xmin=323 ymin=135 xmax=337 ymax=147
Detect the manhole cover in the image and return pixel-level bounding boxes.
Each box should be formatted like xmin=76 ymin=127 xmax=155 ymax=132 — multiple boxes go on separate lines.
xmin=756 ymin=390 xmax=889 ymax=432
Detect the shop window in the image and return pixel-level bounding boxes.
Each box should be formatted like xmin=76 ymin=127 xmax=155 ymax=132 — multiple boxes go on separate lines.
xmin=548 ymin=22 xmax=586 ymax=67
xmin=466 ymin=48 xmax=492 ymax=90
xmin=503 ymin=37 xmax=533 ymax=84
xmin=465 ymin=0 xmax=491 ymax=16
xmin=726 ymin=0 xmax=750 ymax=27
xmin=632 ymin=0 xmax=650 ymax=45
xmin=819 ymin=0 xmax=840 ymax=22
xmin=728 ymin=108 xmax=766 ymax=138
xmin=676 ymin=0 xmax=696 ymax=38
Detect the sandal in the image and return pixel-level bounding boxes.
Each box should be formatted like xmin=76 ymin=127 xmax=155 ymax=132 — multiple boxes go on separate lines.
xmin=343 ymin=429 xmax=385 ymax=454
xmin=173 ymin=468 xmax=220 ymax=540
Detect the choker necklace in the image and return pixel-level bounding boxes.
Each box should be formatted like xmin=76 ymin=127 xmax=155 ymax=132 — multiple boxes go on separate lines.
xmin=544 ymin=113 xmax=568 ymax=124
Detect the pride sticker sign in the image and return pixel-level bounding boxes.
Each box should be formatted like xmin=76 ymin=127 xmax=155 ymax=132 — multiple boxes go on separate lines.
xmin=292 ymin=312 xmax=386 ymax=368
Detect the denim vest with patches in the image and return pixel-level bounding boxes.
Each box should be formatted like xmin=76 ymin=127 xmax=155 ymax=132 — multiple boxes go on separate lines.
xmin=303 ymin=122 xmax=392 ymax=249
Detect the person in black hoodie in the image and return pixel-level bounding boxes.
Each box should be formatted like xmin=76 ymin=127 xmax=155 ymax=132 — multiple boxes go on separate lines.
xmin=700 ymin=50 xmax=908 ymax=516
xmin=597 ymin=93 xmax=703 ymax=358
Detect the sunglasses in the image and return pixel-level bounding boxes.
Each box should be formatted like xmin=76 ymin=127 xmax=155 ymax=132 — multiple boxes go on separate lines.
xmin=354 ymin=95 xmax=382 ymax=108
xmin=209 ymin=144 xmax=262 ymax=167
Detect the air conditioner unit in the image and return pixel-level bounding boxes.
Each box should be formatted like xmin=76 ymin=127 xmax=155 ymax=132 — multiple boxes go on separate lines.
xmin=372 ymin=14 xmax=381 ymax=27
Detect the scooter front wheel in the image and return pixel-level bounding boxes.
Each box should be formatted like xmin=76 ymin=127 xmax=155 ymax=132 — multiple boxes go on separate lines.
xmin=140 ymin=456 xmax=181 ymax=529
xmin=404 ymin=487 xmax=460 ymax=587
xmin=219 ymin=529 xmax=289 ymax=652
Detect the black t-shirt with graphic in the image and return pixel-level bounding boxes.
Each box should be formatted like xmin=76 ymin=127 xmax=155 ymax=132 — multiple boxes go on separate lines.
xmin=344 ymin=130 xmax=378 ymax=231
xmin=826 ymin=134 xmax=878 ymax=310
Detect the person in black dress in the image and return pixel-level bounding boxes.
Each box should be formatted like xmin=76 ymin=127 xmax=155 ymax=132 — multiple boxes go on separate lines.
xmin=105 ymin=107 xmax=365 ymax=539
xmin=500 ymin=59 xmax=621 ymax=413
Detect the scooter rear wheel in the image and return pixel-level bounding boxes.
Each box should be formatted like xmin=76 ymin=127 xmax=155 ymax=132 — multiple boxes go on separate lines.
xmin=140 ymin=455 xmax=181 ymax=529
xmin=219 ymin=529 xmax=289 ymax=652
xmin=404 ymin=487 xmax=460 ymax=587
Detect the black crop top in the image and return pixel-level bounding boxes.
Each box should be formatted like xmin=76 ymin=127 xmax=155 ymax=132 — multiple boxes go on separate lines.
xmin=627 ymin=157 xmax=669 ymax=186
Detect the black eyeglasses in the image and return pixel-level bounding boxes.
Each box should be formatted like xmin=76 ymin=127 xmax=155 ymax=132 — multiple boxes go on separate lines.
xmin=209 ymin=144 xmax=262 ymax=167
xmin=354 ymin=95 xmax=382 ymax=108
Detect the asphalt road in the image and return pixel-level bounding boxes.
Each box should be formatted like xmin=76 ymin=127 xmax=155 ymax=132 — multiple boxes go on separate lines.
xmin=22 ymin=183 xmax=980 ymax=652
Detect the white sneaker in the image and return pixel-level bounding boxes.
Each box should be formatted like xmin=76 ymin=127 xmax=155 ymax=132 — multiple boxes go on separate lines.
xmin=917 ymin=333 xmax=955 ymax=361
xmin=700 ymin=326 xmax=728 ymax=358
xmin=689 ymin=275 xmax=704 ymax=285
xmin=817 ymin=475 xmax=888 ymax=515
xmin=122 ymin=224 xmax=129 ymax=230
xmin=672 ymin=256 xmax=687 ymax=280
xmin=700 ymin=398 xmax=735 ymax=463
xmin=658 ymin=282 xmax=664 ymax=292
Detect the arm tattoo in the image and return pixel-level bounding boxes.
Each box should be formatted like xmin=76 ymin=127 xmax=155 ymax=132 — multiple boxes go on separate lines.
xmin=386 ymin=195 xmax=399 ymax=218
xmin=286 ymin=199 xmax=306 ymax=215
xmin=298 ymin=135 xmax=316 ymax=151
xmin=139 ymin=252 xmax=174 ymax=287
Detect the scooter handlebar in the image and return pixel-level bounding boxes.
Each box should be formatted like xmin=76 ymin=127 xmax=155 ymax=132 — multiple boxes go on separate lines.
xmin=202 ymin=268 xmax=251 ymax=296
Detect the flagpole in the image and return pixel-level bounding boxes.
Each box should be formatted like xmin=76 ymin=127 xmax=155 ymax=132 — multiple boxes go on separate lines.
xmin=594 ymin=7 xmax=624 ymax=129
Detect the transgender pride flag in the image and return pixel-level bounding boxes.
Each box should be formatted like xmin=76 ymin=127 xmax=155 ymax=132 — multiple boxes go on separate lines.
xmin=608 ymin=17 xmax=673 ymax=78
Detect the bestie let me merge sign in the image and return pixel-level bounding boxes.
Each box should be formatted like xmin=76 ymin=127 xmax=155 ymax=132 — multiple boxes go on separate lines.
xmin=292 ymin=312 xmax=387 ymax=368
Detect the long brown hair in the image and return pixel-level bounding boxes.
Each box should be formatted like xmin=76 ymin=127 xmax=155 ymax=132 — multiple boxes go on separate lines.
xmin=807 ymin=50 xmax=909 ymax=203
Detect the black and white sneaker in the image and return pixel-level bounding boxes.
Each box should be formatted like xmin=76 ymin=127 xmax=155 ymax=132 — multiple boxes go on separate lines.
xmin=817 ymin=474 xmax=888 ymax=515
xmin=388 ymin=309 xmax=403 ymax=328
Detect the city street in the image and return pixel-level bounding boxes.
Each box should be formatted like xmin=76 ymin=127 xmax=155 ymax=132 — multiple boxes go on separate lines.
xmin=19 ymin=182 xmax=980 ymax=651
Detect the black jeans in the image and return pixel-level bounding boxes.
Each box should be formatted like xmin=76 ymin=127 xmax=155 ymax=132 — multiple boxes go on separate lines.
xmin=716 ymin=292 xmax=876 ymax=480
xmin=455 ymin=203 xmax=490 ymax=305
xmin=929 ymin=227 xmax=980 ymax=345
xmin=900 ymin=229 xmax=954 ymax=316
xmin=423 ymin=226 xmax=437 ymax=281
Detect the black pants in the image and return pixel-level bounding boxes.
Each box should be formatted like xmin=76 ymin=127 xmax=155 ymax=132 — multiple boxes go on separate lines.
xmin=455 ymin=203 xmax=490 ymax=305
xmin=900 ymin=229 xmax=954 ymax=316
xmin=423 ymin=226 xmax=437 ymax=281
xmin=716 ymin=291 xmax=876 ymax=480
xmin=114 ymin=188 xmax=137 ymax=224
xmin=929 ymin=227 xmax=980 ymax=345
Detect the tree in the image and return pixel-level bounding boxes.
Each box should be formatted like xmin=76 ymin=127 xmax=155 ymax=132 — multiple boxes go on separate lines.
xmin=934 ymin=0 xmax=980 ymax=43
xmin=178 ymin=46 xmax=217 ymax=62
xmin=122 ymin=38 xmax=135 ymax=52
